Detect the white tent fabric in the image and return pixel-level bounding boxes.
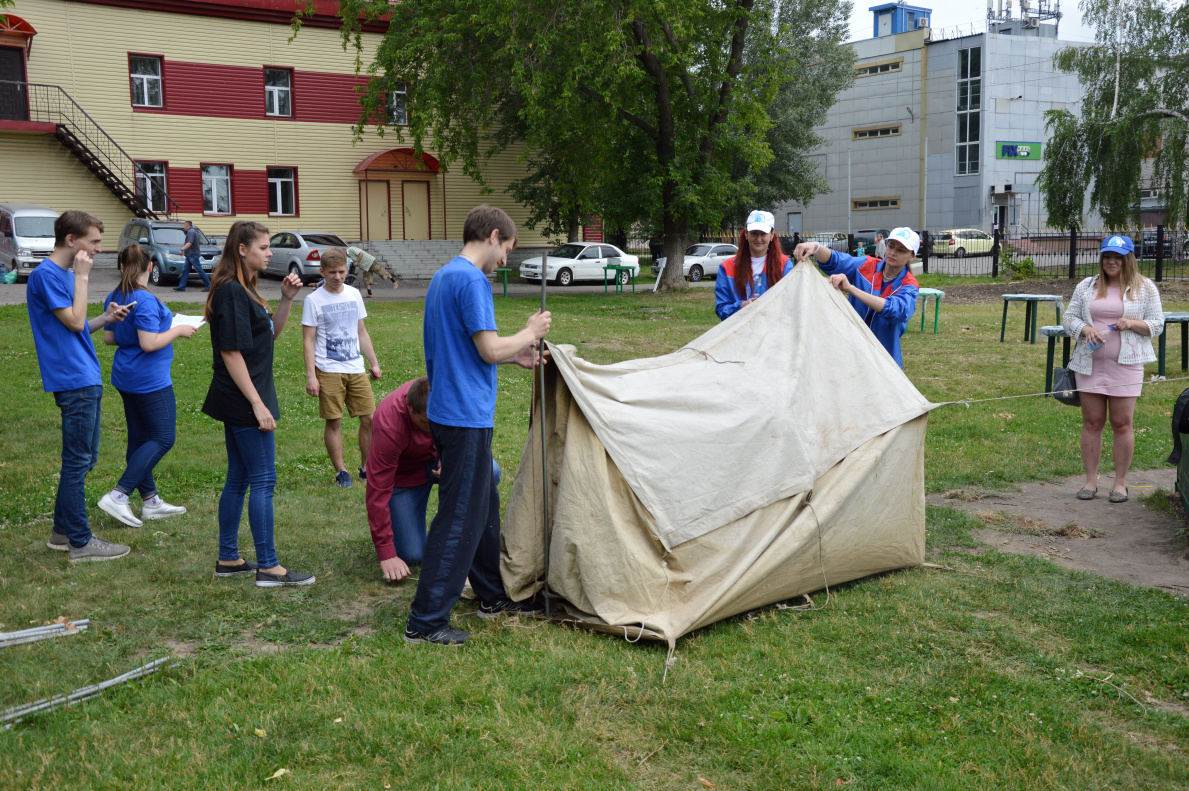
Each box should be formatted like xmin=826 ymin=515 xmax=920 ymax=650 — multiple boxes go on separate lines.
xmin=547 ymin=261 xmax=932 ymax=548
xmin=500 ymin=260 xmax=935 ymax=645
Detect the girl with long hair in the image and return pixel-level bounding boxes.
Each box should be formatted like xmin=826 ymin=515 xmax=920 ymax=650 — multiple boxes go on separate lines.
xmin=1063 ymin=235 xmax=1164 ymax=502
xmin=97 ymin=243 xmax=197 ymax=527
xmin=202 ymin=221 xmax=314 ymax=586
xmin=713 ymin=210 xmax=794 ymax=320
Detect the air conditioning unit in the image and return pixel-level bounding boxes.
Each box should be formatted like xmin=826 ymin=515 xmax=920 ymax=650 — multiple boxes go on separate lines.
xmin=916 ymin=17 xmax=930 ymax=29
xmin=1024 ymin=15 xmax=1040 ymax=28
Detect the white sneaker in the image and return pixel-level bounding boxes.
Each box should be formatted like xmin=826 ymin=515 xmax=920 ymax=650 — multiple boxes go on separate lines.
xmin=98 ymin=492 xmax=143 ymax=528
xmin=141 ymin=499 xmax=187 ymax=520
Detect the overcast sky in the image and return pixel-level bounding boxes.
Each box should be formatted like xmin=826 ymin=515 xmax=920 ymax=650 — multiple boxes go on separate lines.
xmin=847 ymin=0 xmax=1100 ymax=44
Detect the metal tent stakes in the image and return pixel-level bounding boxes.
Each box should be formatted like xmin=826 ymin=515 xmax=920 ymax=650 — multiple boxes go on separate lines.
xmin=0 ymin=619 xmax=89 ymax=650
xmin=539 ymin=252 xmax=553 ymax=618
xmin=1 ymin=657 xmax=171 ymax=729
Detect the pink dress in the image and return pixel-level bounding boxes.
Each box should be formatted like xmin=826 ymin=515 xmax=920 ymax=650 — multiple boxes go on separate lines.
xmin=1079 ymin=285 xmax=1143 ymax=397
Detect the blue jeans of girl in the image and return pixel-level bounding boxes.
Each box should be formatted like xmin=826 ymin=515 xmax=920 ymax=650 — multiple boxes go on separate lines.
xmin=218 ymin=424 xmax=278 ymax=569
xmin=115 ymin=386 xmax=176 ymax=499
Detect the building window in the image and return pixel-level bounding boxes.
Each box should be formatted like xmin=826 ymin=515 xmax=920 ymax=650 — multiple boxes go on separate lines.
xmin=852 ymin=125 xmax=902 ymax=140
xmin=956 ymin=46 xmax=981 ymax=175
xmin=265 ymin=68 xmax=292 ymax=117
xmin=856 ymin=59 xmax=902 ymax=78
xmin=202 ymin=164 xmax=232 ymax=214
xmin=387 ymin=81 xmax=408 ymax=126
xmin=135 ymin=162 xmax=168 ymax=214
xmin=129 ymin=56 xmax=163 ymax=107
xmin=852 ymin=197 xmax=900 ymax=210
xmin=268 ymin=167 xmax=297 ymax=216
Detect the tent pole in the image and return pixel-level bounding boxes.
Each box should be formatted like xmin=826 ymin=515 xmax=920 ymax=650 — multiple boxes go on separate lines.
xmin=538 ymin=252 xmax=552 ymax=618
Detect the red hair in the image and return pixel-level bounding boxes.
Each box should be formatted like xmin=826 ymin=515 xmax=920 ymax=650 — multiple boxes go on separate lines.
xmin=733 ymin=230 xmax=787 ymax=299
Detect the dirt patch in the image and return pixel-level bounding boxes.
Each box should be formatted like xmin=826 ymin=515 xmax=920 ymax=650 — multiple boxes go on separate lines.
xmin=937 ymin=279 xmax=1189 ymax=306
xmin=929 ymin=468 xmax=1189 ymax=596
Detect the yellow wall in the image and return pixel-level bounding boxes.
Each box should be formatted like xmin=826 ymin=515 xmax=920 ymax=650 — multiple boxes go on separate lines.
xmin=2 ymin=0 xmax=554 ymax=243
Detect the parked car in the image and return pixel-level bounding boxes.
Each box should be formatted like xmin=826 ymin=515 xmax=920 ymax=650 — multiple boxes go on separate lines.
xmin=519 ymin=242 xmax=640 ymax=286
xmin=117 ymin=219 xmax=221 ymax=286
xmin=854 ymin=228 xmax=890 ymax=255
xmin=805 ymin=231 xmax=849 ymax=252
xmin=1134 ymin=228 xmax=1189 ymax=259
xmin=267 ymin=231 xmax=350 ymax=282
xmin=934 ymin=229 xmax=994 ymax=258
xmin=650 ymin=243 xmax=737 ymax=282
xmin=0 ymin=203 xmax=59 ymax=281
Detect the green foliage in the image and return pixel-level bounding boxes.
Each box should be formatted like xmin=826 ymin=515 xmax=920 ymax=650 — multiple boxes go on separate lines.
xmin=1000 ymin=246 xmax=1038 ymax=279
xmin=1038 ymin=0 xmax=1189 ymax=229
xmin=312 ymin=0 xmax=853 ymax=284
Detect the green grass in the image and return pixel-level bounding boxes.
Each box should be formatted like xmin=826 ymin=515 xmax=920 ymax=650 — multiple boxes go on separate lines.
xmin=1 ymin=289 xmax=1187 ymax=789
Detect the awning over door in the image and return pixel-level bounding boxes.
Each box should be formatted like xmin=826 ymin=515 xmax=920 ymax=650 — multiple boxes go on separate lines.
xmin=353 ymin=148 xmax=441 ymax=173
xmin=0 ymin=15 xmax=37 ymax=55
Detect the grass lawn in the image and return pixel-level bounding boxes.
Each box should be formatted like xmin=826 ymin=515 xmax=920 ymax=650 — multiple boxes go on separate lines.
xmin=0 ymin=284 xmax=1187 ymax=789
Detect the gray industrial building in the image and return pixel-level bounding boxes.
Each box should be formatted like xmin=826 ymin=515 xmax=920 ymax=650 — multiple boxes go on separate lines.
xmin=777 ymin=1 xmax=1086 ymax=239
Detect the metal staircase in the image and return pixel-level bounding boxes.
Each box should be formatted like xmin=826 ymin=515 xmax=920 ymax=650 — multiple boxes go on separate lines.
xmin=0 ymin=80 xmax=177 ymax=219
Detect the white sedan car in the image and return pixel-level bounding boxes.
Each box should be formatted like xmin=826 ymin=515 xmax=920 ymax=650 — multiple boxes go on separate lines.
xmin=519 ymin=242 xmax=640 ymax=286
xmin=650 ymin=243 xmax=738 ymax=282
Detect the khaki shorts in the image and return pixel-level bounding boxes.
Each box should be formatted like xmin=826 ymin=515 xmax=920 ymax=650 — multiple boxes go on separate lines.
xmin=316 ymin=370 xmax=375 ymax=420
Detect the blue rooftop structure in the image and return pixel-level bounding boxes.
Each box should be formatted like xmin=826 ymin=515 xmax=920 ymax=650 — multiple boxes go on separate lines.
xmin=869 ymin=3 xmax=932 ymax=37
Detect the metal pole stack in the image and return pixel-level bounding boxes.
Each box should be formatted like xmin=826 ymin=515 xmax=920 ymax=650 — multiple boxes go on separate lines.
xmin=2 ymin=657 xmax=171 ymax=730
xmin=0 ymin=619 xmax=89 ymax=650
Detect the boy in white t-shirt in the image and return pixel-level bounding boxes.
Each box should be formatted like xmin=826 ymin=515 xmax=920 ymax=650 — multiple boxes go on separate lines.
xmin=302 ymin=248 xmax=382 ymax=488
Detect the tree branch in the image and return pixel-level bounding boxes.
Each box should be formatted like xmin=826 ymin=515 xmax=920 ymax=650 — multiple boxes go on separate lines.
xmin=628 ymin=17 xmax=676 ymax=161
xmin=1138 ymin=108 xmax=1189 ymax=124
xmin=704 ymin=0 xmax=754 ymax=156
xmin=657 ymin=16 xmax=697 ymax=105
xmin=577 ymin=83 xmax=658 ymax=139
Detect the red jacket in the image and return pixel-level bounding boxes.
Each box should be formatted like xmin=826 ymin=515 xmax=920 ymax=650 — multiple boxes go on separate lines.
xmin=366 ymin=380 xmax=437 ymax=561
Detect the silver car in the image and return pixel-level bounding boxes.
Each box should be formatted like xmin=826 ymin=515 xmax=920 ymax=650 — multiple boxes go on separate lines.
xmin=650 ymin=243 xmax=737 ymax=282
xmin=0 ymin=203 xmax=59 ymax=280
xmin=267 ymin=231 xmax=350 ymax=282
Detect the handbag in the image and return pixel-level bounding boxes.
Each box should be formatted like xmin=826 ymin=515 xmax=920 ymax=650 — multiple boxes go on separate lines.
xmin=1052 ymin=366 xmax=1080 ymax=406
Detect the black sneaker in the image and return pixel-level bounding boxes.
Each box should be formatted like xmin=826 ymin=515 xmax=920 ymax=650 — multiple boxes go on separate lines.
xmin=201 ymin=286 xmax=210 ymax=292
xmin=357 ymin=467 xmax=367 ymax=482
xmin=477 ymin=597 xmax=546 ymax=620
xmin=172 ymin=287 xmax=186 ymax=292
xmin=214 ymin=559 xmax=259 ymax=577
xmin=403 ymin=623 xmax=469 ymax=646
xmin=335 ymin=470 xmax=353 ymax=488
xmin=255 ymin=568 xmax=316 ymax=588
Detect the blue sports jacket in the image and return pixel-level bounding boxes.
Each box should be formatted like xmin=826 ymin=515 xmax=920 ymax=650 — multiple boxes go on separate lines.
xmin=714 ymin=255 xmax=794 ymax=321
xmin=818 ymin=251 xmax=919 ymax=367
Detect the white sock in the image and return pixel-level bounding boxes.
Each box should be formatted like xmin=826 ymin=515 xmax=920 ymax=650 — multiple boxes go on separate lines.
xmin=144 ymin=495 xmax=163 ymax=507
xmin=111 ymin=490 xmax=129 ymax=504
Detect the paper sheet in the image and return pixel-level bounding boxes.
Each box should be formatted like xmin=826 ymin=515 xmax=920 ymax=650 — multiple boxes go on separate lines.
xmin=171 ymin=313 xmax=206 ymax=330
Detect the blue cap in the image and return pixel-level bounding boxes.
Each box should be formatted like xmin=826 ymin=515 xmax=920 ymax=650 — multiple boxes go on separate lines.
xmin=1100 ymin=234 xmax=1135 ymax=256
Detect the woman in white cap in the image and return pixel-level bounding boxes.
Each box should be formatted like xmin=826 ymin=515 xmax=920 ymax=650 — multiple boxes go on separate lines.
xmin=794 ymin=227 xmax=921 ymax=367
xmin=1063 ymin=234 xmax=1163 ymax=502
xmin=714 ymin=210 xmax=793 ymax=321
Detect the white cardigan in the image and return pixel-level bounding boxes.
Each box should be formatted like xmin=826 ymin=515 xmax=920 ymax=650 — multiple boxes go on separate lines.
xmin=1062 ymin=275 xmax=1164 ymax=375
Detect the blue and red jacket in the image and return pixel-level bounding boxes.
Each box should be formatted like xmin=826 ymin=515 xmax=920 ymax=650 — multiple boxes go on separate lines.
xmin=818 ymin=251 xmax=918 ymax=367
xmin=714 ymin=255 xmax=794 ymax=321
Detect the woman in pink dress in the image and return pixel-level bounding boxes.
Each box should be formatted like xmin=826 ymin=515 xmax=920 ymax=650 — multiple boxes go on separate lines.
xmin=1063 ymin=235 xmax=1163 ymax=502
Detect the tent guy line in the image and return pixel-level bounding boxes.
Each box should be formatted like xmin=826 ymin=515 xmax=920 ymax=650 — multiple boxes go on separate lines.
xmin=938 ymin=374 xmax=1189 ymax=408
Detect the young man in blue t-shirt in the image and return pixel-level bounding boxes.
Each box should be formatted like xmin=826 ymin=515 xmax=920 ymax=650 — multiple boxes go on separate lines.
xmin=405 ymin=205 xmax=551 ymax=646
xmin=26 ymin=210 xmax=135 ymax=563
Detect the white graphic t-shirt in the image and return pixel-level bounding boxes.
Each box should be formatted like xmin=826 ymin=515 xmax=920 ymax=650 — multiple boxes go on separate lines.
xmin=301 ymin=285 xmax=368 ymax=374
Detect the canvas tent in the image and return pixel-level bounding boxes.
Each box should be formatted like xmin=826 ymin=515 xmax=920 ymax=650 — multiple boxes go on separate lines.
xmin=500 ymin=260 xmax=935 ymax=647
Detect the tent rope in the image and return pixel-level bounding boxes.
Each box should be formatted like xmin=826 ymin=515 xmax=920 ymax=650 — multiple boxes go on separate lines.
xmin=936 ymin=374 xmax=1189 ymax=408
xmin=781 ymin=497 xmax=832 ymax=613
xmin=623 ymin=559 xmax=671 ymax=645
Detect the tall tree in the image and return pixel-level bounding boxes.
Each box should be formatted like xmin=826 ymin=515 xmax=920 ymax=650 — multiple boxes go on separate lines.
xmin=1037 ymin=0 xmax=1189 ymax=230
xmin=318 ymin=0 xmax=851 ymax=289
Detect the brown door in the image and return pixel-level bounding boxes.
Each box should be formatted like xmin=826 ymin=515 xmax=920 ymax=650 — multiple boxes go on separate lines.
xmin=0 ymin=47 xmax=28 ymax=121
xmin=402 ymin=181 xmax=430 ymax=240
xmin=360 ymin=180 xmax=391 ymax=241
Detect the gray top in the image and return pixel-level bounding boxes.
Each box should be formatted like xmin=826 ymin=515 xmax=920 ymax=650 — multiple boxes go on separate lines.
xmin=1039 ymin=325 xmax=1069 ymax=337
xmin=183 ymin=227 xmax=199 ymax=256
xmin=1002 ymin=293 xmax=1064 ymax=301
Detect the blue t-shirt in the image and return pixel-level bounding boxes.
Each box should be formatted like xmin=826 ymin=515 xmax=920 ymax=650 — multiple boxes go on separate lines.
xmin=104 ymin=287 xmax=174 ymax=393
xmin=423 ymin=257 xmax=498 ymax=428
xmin=26 ymin=259 xmax=101 ymax=393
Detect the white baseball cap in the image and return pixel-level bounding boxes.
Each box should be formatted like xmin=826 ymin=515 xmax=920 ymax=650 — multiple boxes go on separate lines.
xmin=887 ymin=227 xmax=921 ymax=254
xmin=745 ymin=210 xmax=775 ymax=233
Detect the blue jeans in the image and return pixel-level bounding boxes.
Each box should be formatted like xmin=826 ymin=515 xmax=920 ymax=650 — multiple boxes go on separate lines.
xmin=53 ymin=385 xmax=103 ymax=548
xmin=115 ymin=386 xmax=176 ymax=499
xmin=178 ymin=255 xmax=210 ymax=289
xmin=390 ymin=461 xmax=500 ymax=566
xmin=218 ymin=424 xmax=278 ymax=569
xmin=407 ymin=425 xmax=506 ymax=633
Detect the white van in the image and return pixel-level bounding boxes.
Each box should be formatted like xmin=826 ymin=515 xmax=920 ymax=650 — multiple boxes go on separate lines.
xmin=0 ymin=204 xmax=60 ymax=281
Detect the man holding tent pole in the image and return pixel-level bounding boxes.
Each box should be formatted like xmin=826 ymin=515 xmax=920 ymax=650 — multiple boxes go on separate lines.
xmin=794 ymin=227 xmax=920 ymax=368
xmin=404 ymin=205 xmax=551 ymax=647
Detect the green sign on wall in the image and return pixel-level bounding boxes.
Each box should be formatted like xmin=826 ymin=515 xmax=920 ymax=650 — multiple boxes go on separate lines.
xmin=996 ymin=141 xmax=1042 ymax=160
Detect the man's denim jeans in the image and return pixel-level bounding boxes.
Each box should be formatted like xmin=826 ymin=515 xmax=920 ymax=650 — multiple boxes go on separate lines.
xmin=53 ymin=385 xmax=103 ymax=548
xmin=178 ymin=255 xmax=210 ymax=289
